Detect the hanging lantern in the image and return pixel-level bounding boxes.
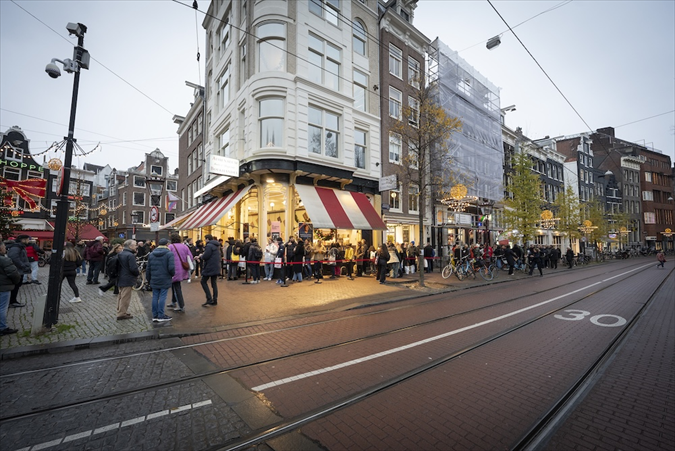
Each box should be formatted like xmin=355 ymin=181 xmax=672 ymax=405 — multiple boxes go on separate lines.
xmin=47 ymin=158 xmax=63 ymax=171
xmin=100 ymin=207 xmax=107 ymax=216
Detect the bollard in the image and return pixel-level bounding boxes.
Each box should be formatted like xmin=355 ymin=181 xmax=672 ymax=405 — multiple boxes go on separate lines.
xmin=32 ymin=294 xmax=48 ymax=335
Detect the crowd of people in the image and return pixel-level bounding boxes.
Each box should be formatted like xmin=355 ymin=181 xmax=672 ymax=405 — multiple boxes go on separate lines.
xmin=1 ymin=229 xmax=671 ymax=336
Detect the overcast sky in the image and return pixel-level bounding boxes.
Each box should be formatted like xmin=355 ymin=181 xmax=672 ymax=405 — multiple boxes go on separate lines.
xmin=1 ymin=0 xmax=674 ymax=173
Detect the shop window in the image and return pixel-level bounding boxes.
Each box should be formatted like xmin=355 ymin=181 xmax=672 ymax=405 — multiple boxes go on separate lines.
xmin=308 ymin=106 xmax=340 ymax=158
xmin=258 ymin=22 xmax=286 ymax=72
xmin=259 ymin=98 xmax=284 ymax=148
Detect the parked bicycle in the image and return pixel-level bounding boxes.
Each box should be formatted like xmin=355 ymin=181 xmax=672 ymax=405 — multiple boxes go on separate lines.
xmin=441 ymin=257 xmax=459 ymax=279
xmin=132 ymin=257 xmax=149 ymax=291
xmin=37 ymin=253 xmax=51 ymax=267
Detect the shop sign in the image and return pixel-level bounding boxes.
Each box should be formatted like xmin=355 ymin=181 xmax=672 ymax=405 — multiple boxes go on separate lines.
xmin=0 ymin=158 xmax=44 ymax=172
xmin=209 ymin=155 xmax=239 ymax=177
xmin=608 ymin=234 xmax=617 ymax=239
xmin=381 ymin=203 xmax=390 ymax=210
xmin=379 ymin=174 xmax=397 ymax=192
xmin=645 ymin=236 xmax=656 ymax=240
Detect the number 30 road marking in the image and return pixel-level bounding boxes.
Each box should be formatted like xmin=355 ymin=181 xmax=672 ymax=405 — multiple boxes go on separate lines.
xmin=554 ymin=309 xmax=627 ymax=327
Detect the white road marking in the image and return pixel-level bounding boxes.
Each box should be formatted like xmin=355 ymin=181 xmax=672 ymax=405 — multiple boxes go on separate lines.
xmin=17 ymin=399 xmax=213 ymax=451
xmin=252 ymin=264 xmax=651 ymax=391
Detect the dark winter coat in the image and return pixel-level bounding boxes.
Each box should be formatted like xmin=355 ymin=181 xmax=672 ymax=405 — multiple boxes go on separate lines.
xmin=6 ymin=241 xmax=30 ymax=274
xmin=85 ymin=240 xmax=105 ymax=262
xmin=117 ymin=249 xmax=140 ymax=288
xmin=248 ymin=242 xmax=263 ymax=263
xmin=0 ymin=254 xmax=21 ymax=292
xmin=63 ymin=254 xmax=83 ymax=277
xmin=505 ymin=247 xmax=516 ymax=266
xmin=201 ymin=240 xmax=222 ymax=277
xmin=146 ymin=247 xmax=175 ymax=289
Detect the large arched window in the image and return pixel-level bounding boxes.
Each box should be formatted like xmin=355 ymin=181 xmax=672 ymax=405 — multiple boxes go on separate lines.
xmin=353 ymin=20 xmax=366 ymax=55
xmin=257 ymin=22 xmax=286 ymax=72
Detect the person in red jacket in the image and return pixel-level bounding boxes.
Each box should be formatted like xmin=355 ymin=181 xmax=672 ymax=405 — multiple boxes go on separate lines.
xmin=24 ymin=239 xmax=44 ymax=284
xmin=85 ymin=236 xmax=105 ymax=285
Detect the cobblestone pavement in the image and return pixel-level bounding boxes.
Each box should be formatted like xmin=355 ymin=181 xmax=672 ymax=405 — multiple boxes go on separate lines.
xmin=0 ymin=261 xmax=614 ymax=352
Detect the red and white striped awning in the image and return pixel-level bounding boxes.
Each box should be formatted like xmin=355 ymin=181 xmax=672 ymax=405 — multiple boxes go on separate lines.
xmin=294 ymin=185 xmax=386 ymax=230
xmin=159 ymin=211 xmax=195 ymax=230
xmin=178 ymin=185 xmax=252 ymax=230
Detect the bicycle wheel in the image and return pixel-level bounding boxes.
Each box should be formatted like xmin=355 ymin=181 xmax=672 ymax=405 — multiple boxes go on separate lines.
xmin=489 ymin=265 xmax=498 ymax=279
xmin=481 ymin=266 xmax=494 ymax=281
xmin=441 ymin=264 xmax=454 ymax=279
xmin=455 ymin=266 xmax=465 ymax=281
xmin=132 ymin=269 xmax=146 ymax=291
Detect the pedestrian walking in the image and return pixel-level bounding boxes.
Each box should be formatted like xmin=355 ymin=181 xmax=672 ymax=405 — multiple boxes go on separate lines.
xmin=116 ymin=240 xmax=139 ymax=320
xmin=505 ymin=244 xmax=516 ymax=276
xmin=0 ymin=241 xmax=21 ymax=335
xmin=5 ymin=234 xmax=30 ymax=308
xmin=99 ymin=244 xmax=122 ymax=296
xmin=75 ymin=240 xmax=87 ymax=276
xmin=656 ymin=251 xmax=666 ymax=268
xmin=566 ymin=248 xmax=575 ymax=269
xmin=167 ymin=234 xmax=193 ymax=313
xmin=200 ymin=234 xmax=221 ymax=306
xmin=62 ymin=242 xmax=83 ymax=303
xmin=146 ymin=238 xmax=175 ymax=322
xmin=85 ymin=236 xmax=105 ymax=285
xmin=24 ymin=238 xmax=44 ymax=284
xmin=191 ymin=240 xmax=204 ymax=277
xmin=528 ymin=246 xmax=544 ymax=277
xmin=424 ymin=239 xmax=434 ymax=273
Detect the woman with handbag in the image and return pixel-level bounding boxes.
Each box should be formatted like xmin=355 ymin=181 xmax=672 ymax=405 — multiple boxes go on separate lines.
xmin=167 ymin=234 xmax=193 ymax=313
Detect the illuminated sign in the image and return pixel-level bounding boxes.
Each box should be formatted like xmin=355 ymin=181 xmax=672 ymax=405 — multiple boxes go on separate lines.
xmin=0 ymin=158 xmax=44 ymax=172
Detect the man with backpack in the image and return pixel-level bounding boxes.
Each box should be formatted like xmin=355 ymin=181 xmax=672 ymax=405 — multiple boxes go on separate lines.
xmin=248 ymin=238 xmax=263 ymax=283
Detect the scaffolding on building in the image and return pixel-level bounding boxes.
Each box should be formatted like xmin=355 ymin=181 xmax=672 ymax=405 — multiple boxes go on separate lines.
xmin=429 ymin=38 xmax=504 ymax=203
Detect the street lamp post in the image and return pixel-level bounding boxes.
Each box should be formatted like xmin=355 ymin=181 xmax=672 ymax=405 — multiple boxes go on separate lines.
xmin=43 ymin=23 xmax=90 ymax=329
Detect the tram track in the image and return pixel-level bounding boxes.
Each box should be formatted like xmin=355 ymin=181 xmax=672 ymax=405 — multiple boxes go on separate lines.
xmin=212 ymin=262 xmax=663 ymax=451
xmin=0 ymin=260 xmax=655 ymax=426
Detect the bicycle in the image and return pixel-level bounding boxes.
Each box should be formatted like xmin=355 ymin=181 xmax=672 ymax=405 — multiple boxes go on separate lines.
xmin=473 ymin=258 xmax=494 ymax=281
xmin=455 ymin=256 xmax=476 ymax=281
xmin=132 ymin=257 xmax=148 ymax=291
xmin=441 ymin=257 xmax=459 ymax=279
xmin=37 ymin=253 xmax=51 ymax=267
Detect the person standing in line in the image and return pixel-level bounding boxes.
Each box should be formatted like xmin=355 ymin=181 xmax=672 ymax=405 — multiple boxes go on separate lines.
xmin=226 ymin=238 xmax=237 ymax=280
xmin=377 ymin=243 xmax=390 ymax=284
xmin=275 ymin=237 xmax=286 ymax=285
xmin=285 ymin=237 xmax=296 ymax=282
xmin=248 ymin=238 xmax=263 ymax=284
xmin=146 ymin=238 xmax=175 ymax=322
xmin=75 ymin=240 xmax=87 ymax=276
xmin=62 ymin=242 xmax=84 ymax=303
xmin=116 ymin=240 xmax=139 ymax=320
xmin=565 ymin=247 xmax=575 ymax=269
xmin=5 ymin=234 xmax=30 ymax=308
xmin=85 ymin=236 xmax=105 ymax=285
xmin=505 ymin=244 xmax=516 ymax=276
xmin=24 ymin=239 xmax=44 ymax=284
xmin=167 ymin=234 xmax=193 ymax=313
xmin=344 ymin=243 xmax=355 ymax=280
xmin=263 ymin=237 xmax=278 ymax=281
xmin=312 ymin=241 xmax=325 ymax=283
xmin=423 ymin=239 xmax=434 ymax=273
xmin=0 ymin=241 xmax=21 ymax=335
xmin=355 ymin=240 xmax=365 ymax=277
xmin=200 ymin=234 xmax=221 ymax=306
xmin=99 ymin=244 xmax=123 ymax=296
xmin=292 ymin=238 xmax=304 ymax=282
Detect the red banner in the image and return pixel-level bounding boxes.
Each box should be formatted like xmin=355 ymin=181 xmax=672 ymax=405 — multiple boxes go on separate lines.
xmin=0 ymin=177 xmax=47 ymax=210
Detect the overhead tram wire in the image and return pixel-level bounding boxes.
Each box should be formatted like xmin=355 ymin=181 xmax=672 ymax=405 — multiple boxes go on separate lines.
xmin=10 ymin=0 xmax=176 ymax=117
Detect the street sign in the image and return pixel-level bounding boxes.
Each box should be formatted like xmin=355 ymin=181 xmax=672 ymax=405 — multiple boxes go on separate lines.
xmin=150 ymin=206 xmax=159 ymax=223
xmin=379 ymin=174 xmax=397 ymax=191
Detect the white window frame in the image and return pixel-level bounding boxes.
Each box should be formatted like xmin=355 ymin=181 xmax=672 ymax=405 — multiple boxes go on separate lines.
xmin=257 ymin=22 xmax=286 ymax=73
xmin=219 ymin=128 xmax=230 ymax=156
xmin=353 ymin=69 xmax=367 ymax=112
xmin=133 ymin=176 xmax=146 ymax=188
xmin=218 ymin=63 xmax=230 ymax=110
xmin=165 ymin=213 xmax=176 ymax=223
xmin=122 ymin=192 xmax=127 ymax=206
xmin=354 ymin=129 xmax=367 ymax=170
xmin=644 ymin=211 xmax=656 ymax=224
xmin=259 ymin=98 xmax=284 ymax=148
xmin=308 ymin=105 xmax=340 ymax=158
xmin=389 ymin=44 xmax=402 ymax=78
xmin=408 ymin=96 xmax=419 ymax=127
xmin=131 ymin=210 xmax=144 ymax=224
xmin=150 ymin=165 xmax=163 ymax=176
xmin=390 ymin=183 xmax=401 ymax=211
xmin=353 ymin=20 xmax=366 ymax=55
xmin=166 ymin=180 xmax=177 ymax=192
xmin=408 ymin=56 xmax=420 ymax=88
xmin=389 ymin=132 xmax=401 ymax=164
xmin=408 ymin=184 xmax=419 ymax=213
xmin=309 ymin=0 xmax=339 ymax=26
xmin=133 ymin=192 xmax=146 ymax=206
xmin=308 ymin=34 xmax=340 ymax=90
xmin=645 ymin=171 xmax=652 ymax=182
xmin=389 ymin=86 xmax=402 ymax=119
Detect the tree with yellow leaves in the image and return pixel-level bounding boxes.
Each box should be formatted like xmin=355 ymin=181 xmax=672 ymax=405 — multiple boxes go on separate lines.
xmin=390 ymin=76 xmax=462 ymax=287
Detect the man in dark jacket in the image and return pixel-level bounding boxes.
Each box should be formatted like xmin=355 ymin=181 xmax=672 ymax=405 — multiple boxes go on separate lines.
xmin=1 ymin=241 xmax=22 ymax=335
xmin=200 ymin=234 xmax=222 ymax=306
xmin=85 ymin=236 xmax=105 ymax=285
xmin=6 ymin=234 xmax=30 ymax=308
xmin=116 ymin=240 xmax=140 ymax=320
xmin=423 ymin=239 xmax=434 ymax=273
xmin=505 ymin=245 xmax=516 ymax=276
xmin=146 ymin=238 xmax=175 ymax=322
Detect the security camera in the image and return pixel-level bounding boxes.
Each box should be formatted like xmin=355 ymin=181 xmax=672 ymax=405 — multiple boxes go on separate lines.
xmin=45 ymin=60 xmax=61 ymax=79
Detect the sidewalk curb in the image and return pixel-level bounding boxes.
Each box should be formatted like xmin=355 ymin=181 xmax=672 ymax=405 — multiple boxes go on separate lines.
xmin=0 ymin=330 xmax=160 ymax=360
